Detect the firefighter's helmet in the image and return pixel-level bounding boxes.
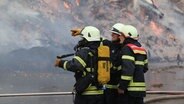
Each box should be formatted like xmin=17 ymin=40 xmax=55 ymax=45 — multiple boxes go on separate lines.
xmin=123 ymin=25 xmax=139 ymax=40
xmin=81 ymin=26 xmax=100 ymax=41
xmin=110 ymin=23 xmax=125 ymax=35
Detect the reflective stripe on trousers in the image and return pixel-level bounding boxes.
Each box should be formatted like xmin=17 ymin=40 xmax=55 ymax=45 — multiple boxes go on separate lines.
xmin=82 ymin=86 xmax=104 ymax=95
xmin=105 ymin=84 xmax=118 ymax=89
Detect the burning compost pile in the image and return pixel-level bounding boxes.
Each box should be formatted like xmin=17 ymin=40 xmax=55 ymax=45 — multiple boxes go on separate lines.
xmin=0 ymin=0 xmax=184 ymax=70
xmin=26 ymin=0 xmax=184 ymax=62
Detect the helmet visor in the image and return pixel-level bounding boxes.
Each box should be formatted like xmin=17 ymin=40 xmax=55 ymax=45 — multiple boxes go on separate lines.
xmin=110 ymin=27 xmax=122 ymax=35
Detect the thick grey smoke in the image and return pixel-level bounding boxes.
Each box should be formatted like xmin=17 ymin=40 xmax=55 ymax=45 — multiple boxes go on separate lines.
xmin=158 ymin=0 xmax=184 ymax=39
xmin=0 ymin=0 xmax=78 ymax=55
xmin=0 ymin=0 xmax=79 ymax=95
xmin=0 ymin=1 xmax=40 ymax=52
xmin=0 ymin=0 xmax=183 ymax=56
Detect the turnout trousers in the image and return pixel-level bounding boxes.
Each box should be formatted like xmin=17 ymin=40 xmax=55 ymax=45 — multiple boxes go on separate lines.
xmin=104 ymin=88 xmax=118 ymax=104
xmin=117 ymin=93 xmax=144 ymax=104
xmin=74 ymin=94 xmax=104 ymax=104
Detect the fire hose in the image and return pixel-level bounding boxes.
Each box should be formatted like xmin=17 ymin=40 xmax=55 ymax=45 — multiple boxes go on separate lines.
xmin=0 ymin=92 xmax=74 ymax=97
xmin=57 ymin=53 xmax=74 ymax=59
xmin=145 ymin=95 xmax=184 ymax=104
xmin=0 ymin=91 xmax=184 ymax=104
xmin=145 ymin=91 xmax=184 ymax=104
xmin=0 ymin=91 xmax=184 ymax=97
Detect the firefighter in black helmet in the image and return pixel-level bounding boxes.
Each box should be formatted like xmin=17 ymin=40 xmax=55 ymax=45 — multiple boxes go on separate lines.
xmin=104 ymin=23 xmax=125 ymax=104
xmin=55 ymin=26 xmax=104 ymax=104
xmin=117 ymin=25 xmax=148 ymax=104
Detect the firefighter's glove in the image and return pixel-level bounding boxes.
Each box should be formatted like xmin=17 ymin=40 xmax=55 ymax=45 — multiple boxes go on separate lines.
xmin=117 ymin=88 xmax=124 ymax=94
xmin=71 ymin=28 xmax=81 ymax=36
xmin=54 ymin=58 xmax=61 ymax=67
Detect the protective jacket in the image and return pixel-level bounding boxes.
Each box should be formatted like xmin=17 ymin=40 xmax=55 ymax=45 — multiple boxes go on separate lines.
xmin=104 ymin=40 xmax=122 ymax=104
xmin=119 ymin=38 xmax=148 ymax=97
xmin=106 ymin=41 xmax=122 ymax=89
xmin=58 ymin=42 xmax=103 ymax=95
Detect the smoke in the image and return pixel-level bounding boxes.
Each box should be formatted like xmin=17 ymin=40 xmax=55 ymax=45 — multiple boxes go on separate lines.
xmin=0 ymin=0 xmax=183 ymax=60
xmin=158 ymin=0 xmax=184 ymax=40
xmin=0 ymin=1 xmax=40 ymax=50
xmin=0 ymin=0 xmax=78 ymax=55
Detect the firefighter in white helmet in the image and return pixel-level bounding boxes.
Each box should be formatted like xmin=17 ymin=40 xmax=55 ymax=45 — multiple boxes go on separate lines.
xmin=117 ymin=25 xmax=148 ymax=104
xmin=110 ymin=23 xmax=126 ymax=43
xmin=122 ymin=25 xmax=139 ymax=40
xmin=55 ymin=26 xmax=104 ymax=104
xmin=104 ymin=23 xmax=126 ymax=104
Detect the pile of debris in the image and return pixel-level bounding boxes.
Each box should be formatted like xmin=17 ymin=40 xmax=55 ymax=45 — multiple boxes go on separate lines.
xmin=15 ymin=0 xmax=184 ymax=62
xmin=56 ymin=0 xmax=184 ymax=62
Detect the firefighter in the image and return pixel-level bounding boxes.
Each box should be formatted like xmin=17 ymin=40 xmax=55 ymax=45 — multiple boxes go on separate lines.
xmin=117 ymin=25 xmax=148 ymax=104
xmin=176 ymin=53 xmax=182 ymax=66
xmin=104 ymin=23 xmax=125 ymax=104
xmin=55 ymin=26 xmax=104 ymax=104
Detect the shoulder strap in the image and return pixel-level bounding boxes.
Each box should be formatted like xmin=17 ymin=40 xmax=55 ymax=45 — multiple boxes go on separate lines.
xmin=84 ymin=48 xmax=97 ymax=73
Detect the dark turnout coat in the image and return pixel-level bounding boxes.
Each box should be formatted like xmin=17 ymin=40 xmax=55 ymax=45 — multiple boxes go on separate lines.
xmin=118 ymin=38 xmax=148 ymax=97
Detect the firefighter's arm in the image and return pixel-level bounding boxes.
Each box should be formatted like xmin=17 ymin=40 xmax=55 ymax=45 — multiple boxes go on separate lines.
xmin=56 ymin=49 xmax=89 ymax=72
xmin=71 ymin=28 xmax=82 ymax=36
xmin=143 ymin=61 xmax=148 ymax=73
xmin=118 ymin=46 xmax=135 ymax=90
xmin=143 ymin=55 xmax=149 ymax=73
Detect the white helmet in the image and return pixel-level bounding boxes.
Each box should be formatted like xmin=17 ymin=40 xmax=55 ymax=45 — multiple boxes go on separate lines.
xmin=123 ymin=25 xmax=139 ymax=40
xmin=81 ymin=26 xmax=100 ymax=41
xmin=110 ymin=23 xmax=125 ymax=35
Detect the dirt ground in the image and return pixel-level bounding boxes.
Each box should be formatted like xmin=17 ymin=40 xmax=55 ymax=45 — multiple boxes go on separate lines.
xmin=144 ymin=62 xmax=184 ymax=104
